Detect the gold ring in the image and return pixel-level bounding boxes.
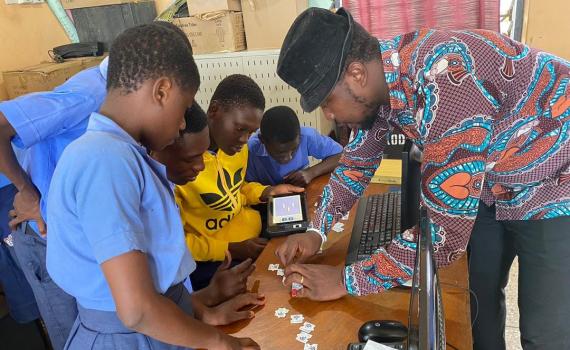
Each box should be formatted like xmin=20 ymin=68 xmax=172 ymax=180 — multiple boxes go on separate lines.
xmin=300 ymin=275 xmax=304 ymax=285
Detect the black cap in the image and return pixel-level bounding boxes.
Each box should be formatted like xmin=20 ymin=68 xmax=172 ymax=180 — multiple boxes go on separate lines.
xmin=277 ymin=7 xmax=354 ymax=112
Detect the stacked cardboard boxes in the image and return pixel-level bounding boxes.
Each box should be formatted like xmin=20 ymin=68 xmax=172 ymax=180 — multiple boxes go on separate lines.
xmin=177 ymin=1 xmax=336 ymax=54
xmin=186 ymin=0 xmax=241 ymax=14
xmin=2 ymin=57 xmax=105 ymax=99
xmin=175 ymin=0 xmax=246 ymax=54
xmin=240 ymin=0 xmax=309 ymax=50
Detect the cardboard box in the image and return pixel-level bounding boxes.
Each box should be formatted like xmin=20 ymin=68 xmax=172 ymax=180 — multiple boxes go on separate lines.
xmin=187 ymin=0 xmax=241 ymax=15
xmin=61 ymin=0 xmax=141 ymax=10
xmin=2 ymin=57 xmax=104 ymax=99
xmin=174 ymin=12 xmax=246 ymax=54
xmin=241 ymin=0 xmax=308 ymax=50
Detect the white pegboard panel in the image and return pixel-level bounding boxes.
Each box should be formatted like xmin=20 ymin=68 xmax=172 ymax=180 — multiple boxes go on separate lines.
xmin=194 ymin=49 xmax=334 ymax=135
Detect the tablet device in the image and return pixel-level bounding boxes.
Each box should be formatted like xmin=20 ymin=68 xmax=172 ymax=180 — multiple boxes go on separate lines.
xmin=266 ymin=192 xmax=309 ymax=237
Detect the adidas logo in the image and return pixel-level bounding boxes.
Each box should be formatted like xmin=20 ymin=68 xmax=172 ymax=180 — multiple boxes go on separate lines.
xmin=205 ymin=213 xmax=235 ymax=230
xmin=199 ymin=167 xmax=244 ymax=212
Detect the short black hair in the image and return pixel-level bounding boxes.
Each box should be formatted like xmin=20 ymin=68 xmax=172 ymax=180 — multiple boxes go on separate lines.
xmin=260 ymin=106 xmax=300 ymax=143
xmin=342 ymin=22 xmax=379 ymax=74
xmin=107 ymin=23 xmax=200 ymax=94
xmin=183 ymin=101 xmax=208 ymax=134
xmin=210 ymin=74 xmax=265 ymax=111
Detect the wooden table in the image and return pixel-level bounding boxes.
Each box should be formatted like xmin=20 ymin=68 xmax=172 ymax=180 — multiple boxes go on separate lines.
xmin=221 ymin=176 xmax=473 ymax=350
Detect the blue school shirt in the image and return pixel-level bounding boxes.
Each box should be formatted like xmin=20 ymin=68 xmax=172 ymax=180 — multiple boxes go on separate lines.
xmin=0 ymin=174 xmax=9 ymax=189
xmin=246 ymin=127 xmax=343 ymax=185
xmin=0 ymin=59 xmax=108 ymax=235
xmin=46 ymin=112 xmax=195 ymax=311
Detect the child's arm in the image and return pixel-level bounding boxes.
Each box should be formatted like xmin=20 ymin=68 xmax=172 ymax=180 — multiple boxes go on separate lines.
xmin=284 ymin=154 xmax=341 ymax=187
xmin=191 ymin=252 xmax=265 ymax=326
xmin=240 ymin=181 xmax=268 ymax=205
xmin=102 ymin=250 xmax=259 ymax=350
xmin=258 ymin=183 xmax=305 ymax=202
xmin=284 ymin=128 xmax=343 ymax=187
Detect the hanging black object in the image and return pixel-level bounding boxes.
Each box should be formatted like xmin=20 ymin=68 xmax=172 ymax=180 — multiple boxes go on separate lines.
xmin=50 ymin=42 xmax=104 ymax=63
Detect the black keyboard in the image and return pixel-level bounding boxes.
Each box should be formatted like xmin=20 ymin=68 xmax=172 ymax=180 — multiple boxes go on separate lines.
xmin=345 ymin=192 xmax=401 ymax=265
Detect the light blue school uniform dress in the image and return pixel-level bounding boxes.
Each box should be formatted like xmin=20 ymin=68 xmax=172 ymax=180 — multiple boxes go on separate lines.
xmin=46 ymin=112 xmax=196 ymax=349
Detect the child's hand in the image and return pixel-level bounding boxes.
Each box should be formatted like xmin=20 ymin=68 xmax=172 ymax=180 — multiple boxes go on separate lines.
xmin=260 ymin=183 xmax=304 ymax=202
xmin=229 ymin=238 xmax=268 ymax=261
xmin=9 ymin=184 xmax=47 ymax=236
xmin=208 ymin=252 xmax=255 ymax=305
xmin=283 ymin=169 xmax=313 ymax=187
xmin=201 ymin=292 xmax=265 ymax=326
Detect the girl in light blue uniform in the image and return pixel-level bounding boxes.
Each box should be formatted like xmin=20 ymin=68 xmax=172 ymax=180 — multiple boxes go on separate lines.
xmin=45 ymin=24 xmax=259 ymax=350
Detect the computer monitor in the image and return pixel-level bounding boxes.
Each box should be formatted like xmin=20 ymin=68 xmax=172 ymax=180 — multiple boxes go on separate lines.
xmin=400 ymin=142 xmax=422 ymax=232
xmin=407 ymin=207 xmax=446 ymax=350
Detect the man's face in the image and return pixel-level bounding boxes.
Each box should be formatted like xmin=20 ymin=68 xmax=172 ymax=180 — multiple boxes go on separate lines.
xmin=320 ymin=78 xmax=382 ymax=130
xmin=319 ymin=59 xmax=390 ymax=131
xmin=262 ymin=135 xmax=300 ymax=164
xmin=209 ymin=104 xmax=263 ymax=155
xmin=154 ymin=127 xmax=210 ymax=185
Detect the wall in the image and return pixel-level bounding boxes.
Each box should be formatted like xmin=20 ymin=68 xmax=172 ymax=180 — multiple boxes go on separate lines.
xmin=0 ymin=0 xmax=171 ymax=101
xmin=2 ymin=0 xmax=568 ymax=101
xmin=522 ymin=0 xmax=570 ymax=60
xmin=154 ymin=0 xmax=170 ymax=14
xmin=0 ymin=2 xmax=71 ymax=100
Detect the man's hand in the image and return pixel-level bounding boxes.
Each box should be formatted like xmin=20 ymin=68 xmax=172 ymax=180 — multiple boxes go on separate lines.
xmin=283 ymin=264 xmax=347 ymax=301
xmin=275 ymin=231 xmax=322 ymax=266
xmin=229 ymin=238 xmax=268 ymax=261
xmin=200 ymin=292 xmax=265 ymax=326
xmin=259 ymin=184 xmax=304 ymax=202
xmin=206 ymin=251 xmax=256 ymax=305
xmin=283 ymin=169 xmax=314 ymax=187
xmin=9 ymin=185 xmax=46 ymax=236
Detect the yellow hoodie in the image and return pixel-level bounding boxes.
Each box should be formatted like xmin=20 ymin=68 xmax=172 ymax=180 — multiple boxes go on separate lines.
xmin=175 ymin=146 xmax=268 ymax=261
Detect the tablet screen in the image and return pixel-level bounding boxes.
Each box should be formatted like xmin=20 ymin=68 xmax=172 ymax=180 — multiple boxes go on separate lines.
xmin=272 ymin=195 xmax=304 ymax=224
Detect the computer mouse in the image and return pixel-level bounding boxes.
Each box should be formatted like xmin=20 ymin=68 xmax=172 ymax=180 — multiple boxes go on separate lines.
xmin=358 ymin=320 xmax=408 ymax=343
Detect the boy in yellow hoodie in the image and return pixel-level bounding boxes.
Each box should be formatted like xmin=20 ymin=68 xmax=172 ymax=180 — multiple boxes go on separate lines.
xmin=176 ymin=74 xmax=303 ymax=289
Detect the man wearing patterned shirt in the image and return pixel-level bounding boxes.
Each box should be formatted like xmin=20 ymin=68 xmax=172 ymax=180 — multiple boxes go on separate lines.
xmin=275 ymin=7 xmax=570 ymax=350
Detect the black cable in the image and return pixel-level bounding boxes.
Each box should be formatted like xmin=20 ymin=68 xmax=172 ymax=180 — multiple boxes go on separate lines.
xmin=446 ymin=341 xmax=460 ymax=350
xmin=466 ymin=249 xmax=479 ymax=327
xmin=47 ymin=50 xmax=64 ymax=63
xmin=469 ymin=287 xmax=479 ymax=328
xmin=439 ymin=282 xmax=479 ymax=328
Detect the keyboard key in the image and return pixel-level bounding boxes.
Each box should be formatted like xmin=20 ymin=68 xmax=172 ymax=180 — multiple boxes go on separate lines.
xmin=349 ymin=192 xmax=402 ymax=264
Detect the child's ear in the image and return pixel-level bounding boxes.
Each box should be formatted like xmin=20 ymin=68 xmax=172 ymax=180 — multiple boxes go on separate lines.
xmin=153 ymin=77 xmax=173 ymax=106
xmin=207 ymin=101 xmax=220 ymax=119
